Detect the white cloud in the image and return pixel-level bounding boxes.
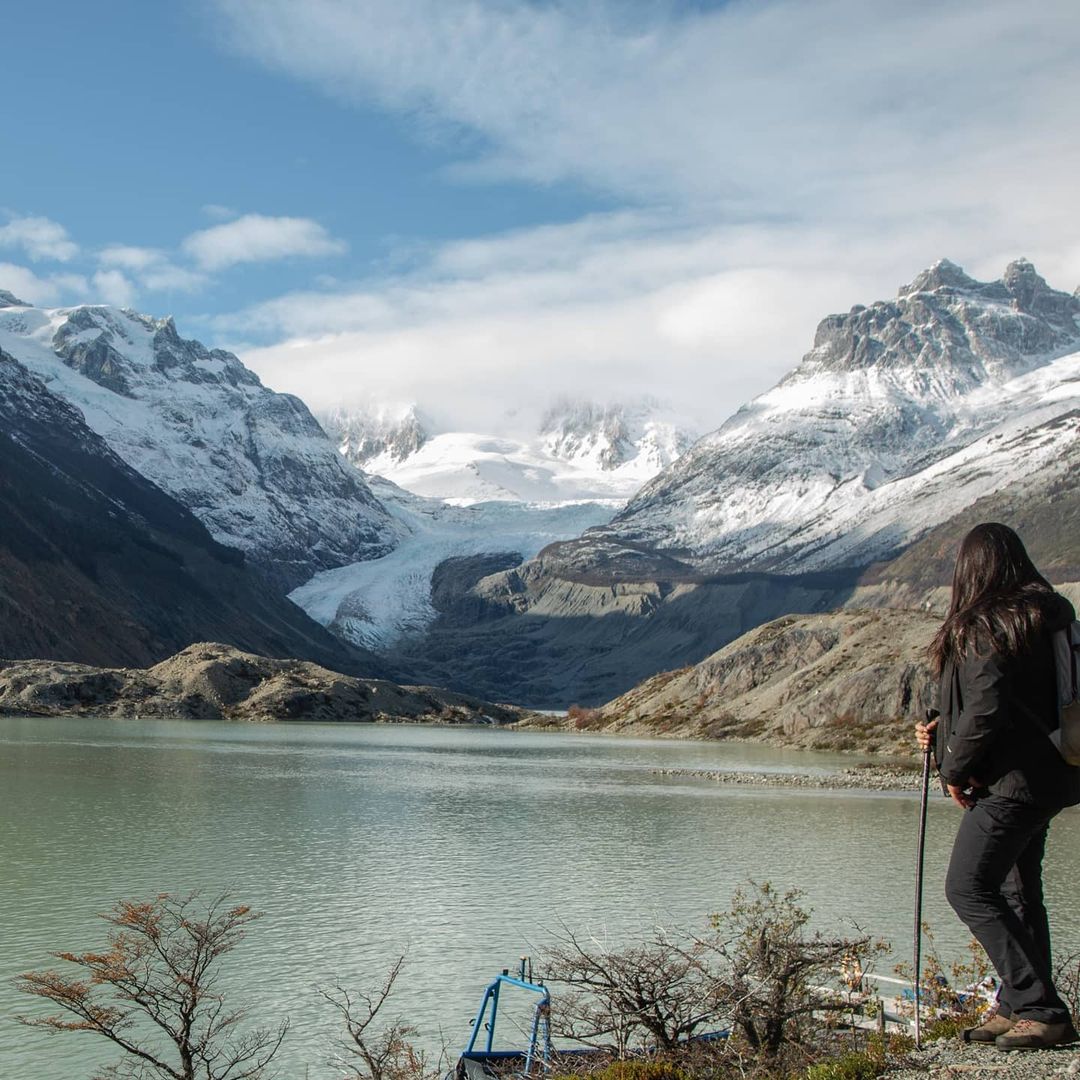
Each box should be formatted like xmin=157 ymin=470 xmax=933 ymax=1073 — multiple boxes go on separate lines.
xmin=202 ymin=0 xmax=1080 ymax=436
xmin=201 ymin=204 xmax=239 ymax=221
xmin=0 ymin=215 xmax=78 ymax=262
xmin=209 ymin=0 xmax=1080 ymax=220
xmin=0 ymin=263 xmax=89 ymax=306
xmin=182 ymin=213 xmax=347 ymax=270
xmin=99 ymin=245 xmax=207 ymax=293
xmin=140 ymin=264 xmax=208 ymax=293
xmin=0 ymin=263 xmax=61 ymax=305
xmin=99 ymin=245 xmax=164 ymax=271
xmin=92 ymin=269 xmax=137 ymax=308
xmin=218 ymin=203 xmax=1080 ymax=438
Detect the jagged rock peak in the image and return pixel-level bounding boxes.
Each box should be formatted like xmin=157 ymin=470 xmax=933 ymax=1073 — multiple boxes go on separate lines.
xmin=321 ymin=402 xmax=431 ymax=468
xmin=898 ymin=257 xmax=978 ymax=296
xmin=540 ymin=398 xmax=634 ymax=470
xmin=0 ymin=289 xmax=30 ymax=308
xmin=49 ymin=303 xmax=263 ymax=398
xmin=538 ymin=397 xmax=697 ymax=473
xmin=803 ymin=258 xmax=1080 ymax=379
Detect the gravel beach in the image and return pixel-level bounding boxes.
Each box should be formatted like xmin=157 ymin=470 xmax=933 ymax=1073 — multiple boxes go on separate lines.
xmin=652 ymin=763 xmax=924 ymax=791
xmin=883 ymin=1036 xmax=1080 ymax=1078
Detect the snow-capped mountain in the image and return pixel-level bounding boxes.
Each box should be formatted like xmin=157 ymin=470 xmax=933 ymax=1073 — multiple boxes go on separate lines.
xmin=0 ymin=343 xmax=379 ymax=673
xmin=540 ymin=398 xmax=693 ymax=472
xmin=575 ymin=259 xmax=1080 ymax=574
xmin=362 ymin=258 xmax=1080 ymax=707
xmin=290 ymin=398 xmax=693 ymax=649
xmin=321 ymin=402 xmax=430 ymax=473
xmin=322 ymin=398 xmax=697 ymax=505
xmin=0 ymin=297 xmax=400 ymax=591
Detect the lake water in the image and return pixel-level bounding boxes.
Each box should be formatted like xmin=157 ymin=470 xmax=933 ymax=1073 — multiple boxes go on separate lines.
xmin=3 ymin=716 xmax=1079 ymax=1079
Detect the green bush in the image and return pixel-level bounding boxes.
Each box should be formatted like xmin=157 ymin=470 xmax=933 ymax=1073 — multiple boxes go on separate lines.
xmin=552 ymin=1061 xmax=689 ymax=1080
xmin=803 ymin=1051 xmax=883 ymax=1080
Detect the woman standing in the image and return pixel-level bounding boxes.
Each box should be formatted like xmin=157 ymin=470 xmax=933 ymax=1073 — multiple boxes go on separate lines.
xmin=915 ymin=522 xmax=1079 ymax=1050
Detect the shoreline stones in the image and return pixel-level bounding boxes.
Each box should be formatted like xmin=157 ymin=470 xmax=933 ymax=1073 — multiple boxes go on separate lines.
xmin=652 ymin=763 xmax=923 ymax=792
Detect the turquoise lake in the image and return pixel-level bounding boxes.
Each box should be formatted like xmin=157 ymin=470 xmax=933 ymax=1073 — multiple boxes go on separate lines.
xmin=3 ymin=717 xmax=1079 ymax=1079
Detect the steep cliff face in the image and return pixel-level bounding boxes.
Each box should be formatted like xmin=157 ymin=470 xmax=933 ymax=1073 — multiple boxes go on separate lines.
xmin=0 ymin=347 xmax=383 ymax=674
xmin=321 ymin=403 xmax=430 ymax=470
xmin=538 ymin=399 xmax=694 ymax=473
xmin=0 ymin=298 xmax=400 ymax=592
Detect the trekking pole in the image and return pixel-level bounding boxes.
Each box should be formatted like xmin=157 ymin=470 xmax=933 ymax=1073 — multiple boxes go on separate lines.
xmin=913 ymin=739 xmax=932 ymax=1050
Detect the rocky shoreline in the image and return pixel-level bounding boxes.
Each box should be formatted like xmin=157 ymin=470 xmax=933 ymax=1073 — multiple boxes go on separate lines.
xmin=653 ymin=762 xmax=924 ymax=791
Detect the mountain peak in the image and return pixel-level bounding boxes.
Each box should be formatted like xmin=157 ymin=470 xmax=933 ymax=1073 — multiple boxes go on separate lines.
xmin=539 ymin=397 xmax=696 ymax=473
xmin=898 ymin=257 xmax=978 ymax=297
xmin=0 ymin=289 xmax=31 ymax=309
xmin=803 ymin=259 xmax=1080 ymax=380
xmin=320 ymin=402 xmax=430 ymax=469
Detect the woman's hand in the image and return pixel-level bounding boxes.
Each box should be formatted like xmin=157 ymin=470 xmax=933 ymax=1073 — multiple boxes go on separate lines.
xmin=915 ymin=717 xmax=937 ymax=753
xmin=947 ymin=781 xmax=983 ymax=810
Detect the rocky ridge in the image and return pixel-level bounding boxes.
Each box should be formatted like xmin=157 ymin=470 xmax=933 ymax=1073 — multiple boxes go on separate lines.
xmin=539 ymin=398 xmax=695 ymax=473
xmin=0 ymin=642 xmax=528 ymax=724
xmin=0 ymin=298 xmax=400 ymax=592
xmin=321 ymin=402 xmax=430 ymax=471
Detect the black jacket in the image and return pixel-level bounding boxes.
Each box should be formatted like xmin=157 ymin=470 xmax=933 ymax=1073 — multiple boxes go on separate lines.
xmin=935 ymin=592 xmax=1080 ymax=809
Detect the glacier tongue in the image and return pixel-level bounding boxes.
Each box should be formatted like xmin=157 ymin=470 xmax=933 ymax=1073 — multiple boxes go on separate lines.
xmin=289 ymin=479 xmax=615 ymax=650
xmin=0 ymin=298 xmax=401 ymax=592
xmin=298 ymin=399 xmax=698 ymax=648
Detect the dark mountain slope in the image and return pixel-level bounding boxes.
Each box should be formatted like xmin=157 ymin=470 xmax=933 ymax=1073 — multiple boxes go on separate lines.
xmin=0 ymin=348 xmax=385 ymax=674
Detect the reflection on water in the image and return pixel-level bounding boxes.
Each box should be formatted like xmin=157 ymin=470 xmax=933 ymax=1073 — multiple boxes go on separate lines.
xmin=3 ymin=717 xmax=1078 ymax=1079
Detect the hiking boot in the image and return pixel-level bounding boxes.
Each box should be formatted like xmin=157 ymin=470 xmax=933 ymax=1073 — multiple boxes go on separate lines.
xmin=963 ymin=1011 xmax=1014 ymax=1043
xmin=995 ymin=1017 xmax=1079 ymax=1051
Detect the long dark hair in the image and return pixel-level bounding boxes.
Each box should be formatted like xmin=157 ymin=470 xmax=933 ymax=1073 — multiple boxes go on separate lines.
xmin=929 ymin=522 xmax=1053 ymax=673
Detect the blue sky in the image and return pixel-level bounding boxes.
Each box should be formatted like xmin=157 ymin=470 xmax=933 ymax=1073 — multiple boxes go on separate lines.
xmin=3 ymin=0 xmax=1079 ymax=433
xmin=2 ymin=0 xmax=609 ymax=311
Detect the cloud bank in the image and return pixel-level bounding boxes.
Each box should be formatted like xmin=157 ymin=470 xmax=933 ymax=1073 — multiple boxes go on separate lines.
xmin=205 ymin=0 xmax=1080 ymax=435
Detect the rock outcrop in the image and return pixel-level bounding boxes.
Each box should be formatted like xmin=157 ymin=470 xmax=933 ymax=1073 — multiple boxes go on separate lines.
xmin=0 ymin=642 xmax=528 ymax=724
xmin=521 ymin=609 xmax=940 ymax=756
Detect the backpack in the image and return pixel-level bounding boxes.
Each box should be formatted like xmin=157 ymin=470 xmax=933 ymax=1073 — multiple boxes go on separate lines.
xmin=1051 ymin=621 xmax=1080 ymax=765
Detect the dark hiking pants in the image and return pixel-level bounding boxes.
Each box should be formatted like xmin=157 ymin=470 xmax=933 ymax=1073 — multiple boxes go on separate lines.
xmin=944 ymin=794 xmax=1069 ymax=1023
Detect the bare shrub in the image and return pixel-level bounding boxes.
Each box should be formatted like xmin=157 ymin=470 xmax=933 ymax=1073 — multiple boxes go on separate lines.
xmin=709 ymin=882 xmax=886 ymax=1060
xmin=541 ymin=882 xmax=885 ymax=1067
xmin=893 ymin=925 xmax=994 ymax=1040
xmin=541 ymin=923 xmax=727 ymax=1056
xmin=16 ymin=892 xmax=287 ymax=1080
xmin=320 ymin=955 xmax=445 ymax=1080
xmin=567 ymin=705 xmax=603 ymax=730
xmin=1054 ymin=949 xmax=1080 ymax=1021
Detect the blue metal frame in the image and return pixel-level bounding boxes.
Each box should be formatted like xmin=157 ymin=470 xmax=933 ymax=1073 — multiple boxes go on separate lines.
xmin=463 ymin=962 xmax=552 ymax=1076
